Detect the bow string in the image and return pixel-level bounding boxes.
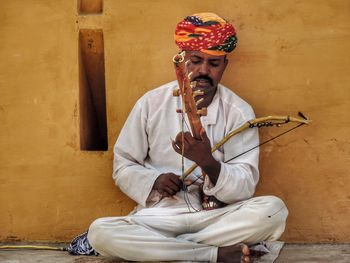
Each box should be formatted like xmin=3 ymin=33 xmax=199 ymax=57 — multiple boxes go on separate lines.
xmin=182 ymin=112 xmax=311 ymax=178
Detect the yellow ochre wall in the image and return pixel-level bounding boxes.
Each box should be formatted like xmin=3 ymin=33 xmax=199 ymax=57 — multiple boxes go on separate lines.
xmin=0 ymin=0 xmax=349 ymax=243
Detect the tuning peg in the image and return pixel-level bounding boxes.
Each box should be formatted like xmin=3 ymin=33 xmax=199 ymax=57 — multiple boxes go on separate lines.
xmin=190 ymin=81 xmax=197 ymax=89
xmin=176 ymin=109 xmax=183 ymax=113
xmin=195 ymin=98 xmax=204 ymax=106
xmin=197 ymin=108 xmax=207 ymax=116
xmin=173 ymin=89 xmax=180 ymax=96
xmin=193 ymin=90 xmax=204 ymax=97
xmin=172 ymin=52 xmax=185 ymax=63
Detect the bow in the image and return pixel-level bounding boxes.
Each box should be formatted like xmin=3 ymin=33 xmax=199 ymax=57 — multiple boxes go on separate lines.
xmin=182 ymin=112 xmax=311 ymax=178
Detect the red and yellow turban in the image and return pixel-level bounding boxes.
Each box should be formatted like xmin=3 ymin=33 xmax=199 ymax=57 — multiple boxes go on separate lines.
xmin=174 ymin=12 xmax=237 ymax=56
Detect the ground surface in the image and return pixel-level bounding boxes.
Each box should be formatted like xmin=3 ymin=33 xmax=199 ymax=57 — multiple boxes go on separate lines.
xmin=0 ymin=243 xmax=349 ymax=262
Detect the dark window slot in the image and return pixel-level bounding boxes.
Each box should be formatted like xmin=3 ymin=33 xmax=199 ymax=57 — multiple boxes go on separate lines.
xmin=79 ymin=29 xmax=108 ymax=151
xmin=78 ymin=0 xmax=103 ymax=14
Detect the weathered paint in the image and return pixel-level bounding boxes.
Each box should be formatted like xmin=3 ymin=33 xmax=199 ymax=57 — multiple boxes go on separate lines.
xmin=0 ymin=0 xmax=349 ymax=242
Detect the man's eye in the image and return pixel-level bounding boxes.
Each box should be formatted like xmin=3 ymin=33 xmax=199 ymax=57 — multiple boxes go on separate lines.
xmin=210 ymin=62 xmax=220 ymax=67
xmin=191 ymin=60 xmax=201 ymax=64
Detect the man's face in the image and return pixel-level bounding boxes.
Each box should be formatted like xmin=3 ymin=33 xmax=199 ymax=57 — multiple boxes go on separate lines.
xmin=184 ymin=50 xmax=228 ymax=107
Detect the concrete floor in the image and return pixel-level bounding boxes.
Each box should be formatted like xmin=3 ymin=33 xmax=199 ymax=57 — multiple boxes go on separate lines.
xmin=0 ymin=243 xmax=349 ymax=263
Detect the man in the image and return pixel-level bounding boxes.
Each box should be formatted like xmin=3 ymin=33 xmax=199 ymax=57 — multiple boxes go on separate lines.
xmin=87 ymin=13 xmax=288 ymax=262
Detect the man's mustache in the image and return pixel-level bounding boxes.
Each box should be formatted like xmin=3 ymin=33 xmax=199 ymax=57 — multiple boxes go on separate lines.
xmin=193 ymin=75 xmax=213 ymax=86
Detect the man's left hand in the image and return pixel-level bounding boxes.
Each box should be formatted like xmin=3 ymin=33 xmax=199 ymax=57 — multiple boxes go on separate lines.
xmin=172 ymin=129 xmax=213 ymax=166
xmin=172 ymin=129 xmax=221 ymax=184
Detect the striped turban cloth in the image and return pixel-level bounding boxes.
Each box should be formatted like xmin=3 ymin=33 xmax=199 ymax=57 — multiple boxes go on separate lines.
xmin=174 ymin=12 xmax=237 ymax=56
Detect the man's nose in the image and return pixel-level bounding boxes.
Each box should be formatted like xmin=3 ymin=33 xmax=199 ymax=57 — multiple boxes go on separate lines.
xmin=198 ymin=62 xmax=210 ymax=75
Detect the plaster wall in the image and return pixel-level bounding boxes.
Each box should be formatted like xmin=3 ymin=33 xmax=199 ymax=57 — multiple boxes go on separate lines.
xmin=0 ymin=0 xmax=349 ymax=242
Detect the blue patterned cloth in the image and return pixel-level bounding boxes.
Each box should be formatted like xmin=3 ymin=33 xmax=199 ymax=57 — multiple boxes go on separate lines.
xmin=67 ymin=231 xmax=99 ymax=256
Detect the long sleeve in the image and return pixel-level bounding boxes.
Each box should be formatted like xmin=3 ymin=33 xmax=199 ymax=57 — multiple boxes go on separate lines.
xmin=203 ymin=125 xmax=259 ymax=204
xmin=113 ymin=100 xmax=159 ymax=207
xmin=201 ymin=87 xmax=260 ymax=204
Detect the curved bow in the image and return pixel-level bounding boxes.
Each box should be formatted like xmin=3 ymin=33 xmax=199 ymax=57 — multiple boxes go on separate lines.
xmin=182 ymin=113 xmax=311 ymax=178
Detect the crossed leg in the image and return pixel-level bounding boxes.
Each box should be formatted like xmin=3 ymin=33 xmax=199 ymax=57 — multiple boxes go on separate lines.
xmin=88 ymin=196 xmax=288 ymax=262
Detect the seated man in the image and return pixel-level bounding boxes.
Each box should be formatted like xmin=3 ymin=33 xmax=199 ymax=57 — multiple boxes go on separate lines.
xmin=87 ymin=12 xmax=288 ymax=263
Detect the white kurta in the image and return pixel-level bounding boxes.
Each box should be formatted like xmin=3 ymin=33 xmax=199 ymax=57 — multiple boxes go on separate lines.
xmin=113 ymin=81 xmax=260 ymax=214
xmin=88 ymin=81 xmax=288 ymax=262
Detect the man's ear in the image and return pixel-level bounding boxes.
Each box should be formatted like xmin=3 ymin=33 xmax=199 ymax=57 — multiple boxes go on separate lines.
xmin=223 ymin=57 xmax=228 ymax=70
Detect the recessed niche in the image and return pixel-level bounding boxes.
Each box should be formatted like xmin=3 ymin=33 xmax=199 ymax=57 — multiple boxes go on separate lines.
xmin=79 ymin=29 xmax=108 ymax=151
xmin=78 ymin=0 xmax=103 ymax=14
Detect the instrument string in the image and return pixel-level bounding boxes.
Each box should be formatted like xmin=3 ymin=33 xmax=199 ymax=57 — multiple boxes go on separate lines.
xmin=179 ymin=81 xmax=200 ymax=213
xmin=224 ymin=123 xmax=305 ymax=164
xmin=181 ymin=113 xmax=200 ymax=213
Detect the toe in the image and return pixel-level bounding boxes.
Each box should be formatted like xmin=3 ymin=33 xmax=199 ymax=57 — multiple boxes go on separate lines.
xmin=241 ymin=244 xmax=250 ymax=256
xmin=243 ymin=255 xmax=251 ymax=263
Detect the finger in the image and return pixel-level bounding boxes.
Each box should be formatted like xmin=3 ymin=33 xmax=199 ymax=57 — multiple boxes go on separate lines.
xmin=184 ymin=179 xmax=193 ymax=186
xmin=164 ymin=186 xmax=176 ymax=196
xmin=169 ymin=176 xmax=182 ymax=192
xmin=172 ymin=138 xmax=188 ymax=155
xmin=243 ymin=256 xmax=251 ymax=263
xmin=172 ymin=140 xmax=182 ymax=154
xmin=165 ymin=177 xmax=181 ymax=192
xmin=175 ymin=132 xmax=184 ymax=144
xmin=159 ymin=190 xmax=170 ymax=198
xmin=183 ymin=132 xmax=196 ymax=145
xmin=179 ymin=132 xmax=192 ymax=148
xmin=170 ymin=174 xmax=182 ymax=187
xmin=174 ymin=134 xmax=186 ymax=149
xmin=172 ymin=139 xmax=180 ymax=150
xmin=200 ymin=128 xmax=209 ymax=142
xmin=241 ymin=244 xmax=250 ymax=256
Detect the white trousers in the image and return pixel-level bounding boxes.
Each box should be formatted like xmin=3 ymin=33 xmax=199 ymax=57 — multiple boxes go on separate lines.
xmin=87 ymin=196 xmax=288 ymax=262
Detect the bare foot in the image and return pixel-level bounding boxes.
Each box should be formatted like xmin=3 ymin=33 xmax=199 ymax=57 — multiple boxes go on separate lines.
xmin=217 ymin=243 xmax=251 ymax=262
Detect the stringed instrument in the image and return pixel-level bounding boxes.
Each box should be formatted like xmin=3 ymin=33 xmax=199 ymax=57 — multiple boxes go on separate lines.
xmin=172 ymin=51 xmax=225 ymax=210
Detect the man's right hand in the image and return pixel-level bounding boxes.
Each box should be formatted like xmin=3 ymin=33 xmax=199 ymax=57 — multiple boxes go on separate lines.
xmin=152 ymin=173 xmax=183 ymax=197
